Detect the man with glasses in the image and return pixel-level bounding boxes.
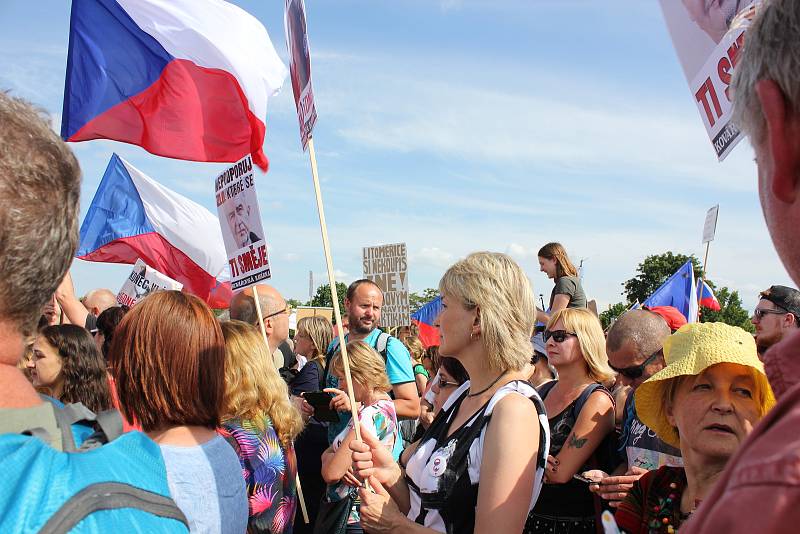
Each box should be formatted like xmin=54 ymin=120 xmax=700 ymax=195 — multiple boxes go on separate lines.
xmin=230 ymin=284 xmax=297 ymax=374
xmin=751 ymin=285 xmax=800 ymax=357
xmin=584 ymin=309 xmax=679 ymax=507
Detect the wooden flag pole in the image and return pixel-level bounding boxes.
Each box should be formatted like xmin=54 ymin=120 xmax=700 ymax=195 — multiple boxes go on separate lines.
xmin=306 ymin=137 xmax=363 ymax=445
xmin=251 ymin=286 xmax=310 ymax=524
xmin=697 ymin=242 xmax=712 ymax=322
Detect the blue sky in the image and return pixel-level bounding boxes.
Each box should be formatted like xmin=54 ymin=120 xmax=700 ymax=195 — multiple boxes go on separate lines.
xmin=0 ymin=0 xmax=792 ymax=312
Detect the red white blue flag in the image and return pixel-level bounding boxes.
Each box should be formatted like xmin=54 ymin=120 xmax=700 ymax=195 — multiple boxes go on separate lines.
xmin=61 ymin=0 xmax=287 ymax=171
xmin=698 ymin=279 xmax=722 ymax=311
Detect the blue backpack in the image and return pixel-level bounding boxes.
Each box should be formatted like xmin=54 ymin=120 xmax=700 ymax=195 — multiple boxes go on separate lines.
xmin=0 ymin=431 xmax=189 ymax=533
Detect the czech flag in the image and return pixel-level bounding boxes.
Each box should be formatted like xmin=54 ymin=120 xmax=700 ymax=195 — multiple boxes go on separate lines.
xmin=698 ymin=279 xmax=722 ymax=311
xmin=77 ymin=154 xmax=233 ymax=308
xmin=643 ymin=261 xmax=699 ymax=323
xmin=61 ymin=0 xmax=287 ymax=171
xmin=411 ymin=296 xmax=442 ymax=348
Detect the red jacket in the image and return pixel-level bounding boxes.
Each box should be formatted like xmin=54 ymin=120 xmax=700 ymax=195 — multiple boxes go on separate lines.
xmin=681 ymin=329 xmax=800 ymax=533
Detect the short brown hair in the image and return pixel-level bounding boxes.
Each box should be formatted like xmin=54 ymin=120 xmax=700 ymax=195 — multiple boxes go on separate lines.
xmin=110 ymin=291 xmax=225 ymax=431
xmin=0 ymin=92 xmax=81 ymax=334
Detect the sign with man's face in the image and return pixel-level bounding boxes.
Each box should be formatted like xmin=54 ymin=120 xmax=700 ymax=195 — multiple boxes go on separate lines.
xmin=362 ymin=243 xmax=410 ymax=328
xmin=214 ymin=154 xmax=271 ymax=291
xmin=284 ymin=0 xmax=317 ymax=151
xmin=659 ymin=0 xmax=758 ymax=161
xmin=117 ymin=259 xmax=183 ymax=307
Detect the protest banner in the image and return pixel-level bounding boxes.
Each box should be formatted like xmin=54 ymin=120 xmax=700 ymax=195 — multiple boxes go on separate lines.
xmin=284 ymin=4 xmax=364 ymax=489
xmin=702 ymin=204 xmax=720 ymax=244
xmin=214 ymin=154 xmax=271 ymax=291
xmin=117 ymin=259 xmax=183 ymax=307
xmin=659 ymin=1 xmax=759 ymax=161
xmin=362 ymin=243 xmax=410 ymax=328
xmin=285 ymin=0 xmax=317 ymax=151
xmin=296 ymin=306 xmax=334 ymax=323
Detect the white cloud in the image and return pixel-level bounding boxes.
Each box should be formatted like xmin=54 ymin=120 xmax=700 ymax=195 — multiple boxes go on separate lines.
xmin=411 ymin=247 xmax=455 ymax=269
xmin=283 ymin=252 xmax=300 ymax=261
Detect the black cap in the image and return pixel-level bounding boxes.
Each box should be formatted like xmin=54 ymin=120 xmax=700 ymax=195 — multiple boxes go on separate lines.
xmin=759 ymin=285 xmax=800 ymax=324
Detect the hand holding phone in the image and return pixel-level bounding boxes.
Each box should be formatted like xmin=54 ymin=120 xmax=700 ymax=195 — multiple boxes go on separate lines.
xmin=302 ymin=391 xmax=338 ymax=422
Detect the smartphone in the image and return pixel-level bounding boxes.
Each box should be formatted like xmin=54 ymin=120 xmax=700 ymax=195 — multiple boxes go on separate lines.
xmin=573 ymin=473 xmax=599 ymax=484
xmin=303 ymin=391 xmax=339 ymax=423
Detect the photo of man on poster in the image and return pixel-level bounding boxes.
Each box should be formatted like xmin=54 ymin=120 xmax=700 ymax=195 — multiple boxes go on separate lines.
xmin=226 ymin=198 xmax=262 ymax=249
xmin=286 ymin=0 xmax=310 ymax=107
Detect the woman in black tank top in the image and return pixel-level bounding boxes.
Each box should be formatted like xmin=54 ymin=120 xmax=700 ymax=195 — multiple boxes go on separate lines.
xmin=524 ymin=308 xmax=616 ymax=533
xmin=349 ymin=252 xmax=550 ymax=533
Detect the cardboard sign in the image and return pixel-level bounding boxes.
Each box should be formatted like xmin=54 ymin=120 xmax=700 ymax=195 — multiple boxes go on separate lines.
xmin=296 ymin=306 xmax=334 ymax=323
xmin=702 ymin=204 xmax=720 ymax=244
xmin=285 ymin=0 xmax=317 ymax=151
xmin=659 ymin=1 xmax=759 ymax=160
xmin=214 ymin=154 xmax=271 ymax=291
xmin=117 ymin=259 xmax=183 ymax=307
xmin=362 ymin=243 xmax=410 ymax=328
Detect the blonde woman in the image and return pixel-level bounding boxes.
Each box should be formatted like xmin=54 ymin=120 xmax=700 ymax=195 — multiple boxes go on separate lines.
xmin=524 ymin=307 xmax=616 ymax=533
xmin=351 ymin=252 xmax=550 ymax=534
xmin=320 ymin=340 xmax=399 ymax=533
xmin=218 ymin=321 xmax=305 ymax=534
xmin=290 ymin=316 xmax=334 ymax=395
xmin=403 ymin=335 xmax=429 ymax=396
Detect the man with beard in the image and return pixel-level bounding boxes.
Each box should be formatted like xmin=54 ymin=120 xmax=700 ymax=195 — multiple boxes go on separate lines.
xmin=751 ymin=285 xmax=800 ymax=356
xmin=321 ymin=279 xmax=418 ymax=459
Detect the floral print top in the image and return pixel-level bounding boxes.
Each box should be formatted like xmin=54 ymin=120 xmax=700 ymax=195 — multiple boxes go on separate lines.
xmin=218 ymin=416 xmax=297 ymax=534
xmin=327 ymin=399 xmax=398 ymax=525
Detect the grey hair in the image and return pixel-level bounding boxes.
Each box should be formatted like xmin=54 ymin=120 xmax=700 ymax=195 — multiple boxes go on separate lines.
xmin=732 ymin=0 xmax=800 ymax=144
xmin=0 ymin=91 xmax=81 ymax=334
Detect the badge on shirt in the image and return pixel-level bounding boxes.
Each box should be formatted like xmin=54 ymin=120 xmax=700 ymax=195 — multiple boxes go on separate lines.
xmin=428 ymin=439 xmax=457 ymax=478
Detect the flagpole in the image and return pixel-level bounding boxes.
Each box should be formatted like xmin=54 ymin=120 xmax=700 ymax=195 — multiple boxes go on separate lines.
xmin=306 ymin=137 xmax=364 ymax=447
xmin=697 ymin=242 xmax=711 ymax=322
xmin=251 ymin=286 xmax=310 ymax=524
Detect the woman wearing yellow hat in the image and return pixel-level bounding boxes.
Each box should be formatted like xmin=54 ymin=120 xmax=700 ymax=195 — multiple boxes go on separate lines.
xmin=614 ymin=322 xmax=775 ymax=533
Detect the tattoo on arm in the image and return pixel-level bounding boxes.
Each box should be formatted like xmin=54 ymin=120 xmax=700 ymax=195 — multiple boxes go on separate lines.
xmin=569 ymin=434 xmax=588 ymax=449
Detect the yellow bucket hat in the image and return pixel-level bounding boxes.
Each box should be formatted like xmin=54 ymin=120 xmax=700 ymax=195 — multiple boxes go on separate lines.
xmin=634 ymin=322 xmax=776 ymax=449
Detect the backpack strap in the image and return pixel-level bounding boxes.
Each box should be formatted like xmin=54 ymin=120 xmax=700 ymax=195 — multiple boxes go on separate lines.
xmin=38 ymin=481 xmax=189 ymax=534
xmin=375 ymin=331 xmax=390 ymax=361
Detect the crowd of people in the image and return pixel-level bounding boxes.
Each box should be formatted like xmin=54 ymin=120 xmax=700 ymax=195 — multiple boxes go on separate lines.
xmin=3 ymin=1 xmax=800 ymax=532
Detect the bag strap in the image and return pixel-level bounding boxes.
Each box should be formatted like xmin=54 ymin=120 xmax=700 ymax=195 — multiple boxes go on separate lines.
xmin=39 ymin=481 xmax=188 ymax=534
xmin=375 ymin=331 xmax=390 ymax=361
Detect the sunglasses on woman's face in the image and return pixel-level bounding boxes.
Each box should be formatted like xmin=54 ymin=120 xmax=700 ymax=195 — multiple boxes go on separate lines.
xmin=543 ymin=329 xmax=577 ymax=343
xmin=438 ymin=379 xmax=460 ymax=389
xmin=609 ymin=349 xmax=662 ymax=379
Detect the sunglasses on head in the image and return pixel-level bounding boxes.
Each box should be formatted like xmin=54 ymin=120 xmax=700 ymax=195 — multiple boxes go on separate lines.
xmin=609 ymin=349 xmax=662 ymax=379
xmin=543 ymin=329 xmax=577 ymax=343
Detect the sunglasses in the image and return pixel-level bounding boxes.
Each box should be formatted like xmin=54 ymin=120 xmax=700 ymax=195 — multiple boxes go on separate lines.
xmin=438 ymin=379 xmax=460 ymax=389
xmin=264 ymin=306 xmax=290 ymax=319
xmin=610 ymin=349 xmax=662 ymax=379
xmin=753 ymin=308 xmax=787 ymax=321
xmin=543 ymin=329 xmax=577 ymax=343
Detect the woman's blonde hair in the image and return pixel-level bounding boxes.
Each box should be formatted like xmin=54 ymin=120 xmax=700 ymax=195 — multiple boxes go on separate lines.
xmin=404 ymin=336 xmax=425 ymax=364
xmin=548 ymin=308 xmax=615 ymax=383
xmin=220 ymin=321 xmax=304 ymax=447
xmin=330 ymin=340 xmax=391 ymax=393
xmin=296 ymin=316 xmax=333 ymax=364
xmin=439 ymin=252 xmax=535 ymax=372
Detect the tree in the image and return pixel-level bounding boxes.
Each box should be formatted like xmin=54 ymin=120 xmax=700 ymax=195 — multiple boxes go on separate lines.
xmin=599 ymin=302 xmax=628 ymax=330
xmin=623 ymin=252 xmax=702 ymax=304
xmin=409 ymin=288 xmax=439 ymax=313
xmin=286 ymin=298 xmax=303 ymax=310
xmin=309 ymin=282 xmax=348 ymax=323
xmin=699 ymin=284 xmax=755 ymax=333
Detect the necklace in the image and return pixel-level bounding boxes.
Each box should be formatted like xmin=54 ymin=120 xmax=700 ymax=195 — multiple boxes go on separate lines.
xmin=467 ymin=371 xmax=507 ymax=397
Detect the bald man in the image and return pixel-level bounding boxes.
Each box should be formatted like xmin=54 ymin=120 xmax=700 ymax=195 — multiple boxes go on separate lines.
xmin=230 ymin=284 xmax=296 ymax=372
xmin=585 ymin=309 xmax=679 ymax=507
xmin=54 ymin=271 xmax=116 ymax=332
